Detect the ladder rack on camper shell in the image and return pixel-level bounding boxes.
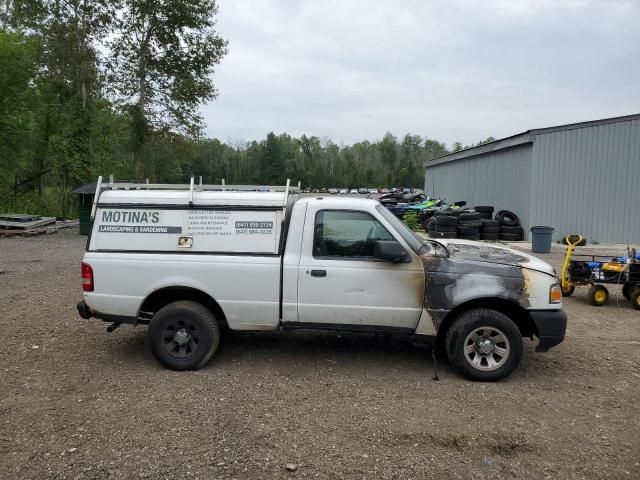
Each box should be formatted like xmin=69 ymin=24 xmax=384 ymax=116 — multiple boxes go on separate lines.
xmin=89 ymin=176 xmax=299 ymax=222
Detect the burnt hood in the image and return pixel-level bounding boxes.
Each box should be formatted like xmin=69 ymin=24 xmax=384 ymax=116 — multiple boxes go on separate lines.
xmin=434 ymin=239 xmax=556 ymax=276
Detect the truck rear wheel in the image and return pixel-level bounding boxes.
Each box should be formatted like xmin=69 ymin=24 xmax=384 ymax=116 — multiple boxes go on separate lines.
xmin=445 ymin=308 xmax=523 ymax=381
xmin=148 ymin=300 xmax=220 ymax=370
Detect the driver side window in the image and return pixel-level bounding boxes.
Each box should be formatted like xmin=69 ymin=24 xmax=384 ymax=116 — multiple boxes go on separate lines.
xmin=313 ymin=210 xmax=394 ymax=259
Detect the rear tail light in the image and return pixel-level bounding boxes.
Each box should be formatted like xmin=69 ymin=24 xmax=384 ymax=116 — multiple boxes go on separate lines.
xmin=81 ymin=262 xmax=94 ymax=292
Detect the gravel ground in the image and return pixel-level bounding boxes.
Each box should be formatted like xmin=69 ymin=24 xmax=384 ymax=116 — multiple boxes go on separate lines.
xmin=1 ymin=231 xmax=639 ymax=479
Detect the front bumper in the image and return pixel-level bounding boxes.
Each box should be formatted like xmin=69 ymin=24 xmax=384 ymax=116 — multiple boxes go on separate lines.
xmin=530 ymin=309 xmax=567 ymax=352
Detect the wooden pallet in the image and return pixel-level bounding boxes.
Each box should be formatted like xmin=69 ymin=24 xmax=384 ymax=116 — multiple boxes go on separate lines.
xmin=0 ymin=216 xmax=57 ymax=231
xmin=0 ymin=219 xmax=79 ymax=237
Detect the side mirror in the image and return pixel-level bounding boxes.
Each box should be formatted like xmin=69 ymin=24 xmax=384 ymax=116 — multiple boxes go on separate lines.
xmin=374 ymin=240 xmax=410 ymax=263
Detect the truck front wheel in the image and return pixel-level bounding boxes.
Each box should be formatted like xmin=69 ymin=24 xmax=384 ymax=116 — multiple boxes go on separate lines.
xmin=148 ymin=300 xmax=220 ymax=370
xmin=445 ymin=308 xmax=523 ymax=381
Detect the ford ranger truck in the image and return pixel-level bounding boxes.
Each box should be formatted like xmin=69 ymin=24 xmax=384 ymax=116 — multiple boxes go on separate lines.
xmin=77 ymin=184 xmax=567 ymax=381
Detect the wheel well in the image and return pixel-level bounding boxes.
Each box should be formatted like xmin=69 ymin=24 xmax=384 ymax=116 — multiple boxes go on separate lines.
xmin=139 ymin=287 xmax=228 ymax=328
xmin=436 ymin=298 xmax=536 ymax=349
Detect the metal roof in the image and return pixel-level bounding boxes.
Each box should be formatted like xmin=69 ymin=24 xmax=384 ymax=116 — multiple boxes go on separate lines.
xmin=425 ymin=113 xmax=640 ymax=167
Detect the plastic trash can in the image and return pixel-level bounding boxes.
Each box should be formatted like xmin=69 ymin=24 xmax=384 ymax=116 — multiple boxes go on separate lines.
xmin=530 ymin=226 xmax=554 ymax=253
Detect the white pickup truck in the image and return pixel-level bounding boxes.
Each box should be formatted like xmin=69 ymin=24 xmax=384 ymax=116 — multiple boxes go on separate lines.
xmin=77 ymin=181 xmax=567 ymax=381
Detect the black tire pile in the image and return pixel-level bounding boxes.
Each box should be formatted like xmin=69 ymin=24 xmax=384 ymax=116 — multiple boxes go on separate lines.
xmin=474 ymin=206 xmax=499 ymax=240
xmin=494 ymin=209 xmax=524 ymax=241
xmin=426 ymin=211 xmax=457 ymax=239
xmin=426 ymin=206 xmax=523 ymax=241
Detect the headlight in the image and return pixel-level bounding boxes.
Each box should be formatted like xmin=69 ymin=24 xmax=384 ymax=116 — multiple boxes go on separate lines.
xmin=549 ymin=283 xmax=562 ymax=303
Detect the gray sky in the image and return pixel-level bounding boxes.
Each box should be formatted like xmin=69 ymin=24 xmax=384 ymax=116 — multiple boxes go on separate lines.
xmin=202 ymin=0 xmax=640 ymax=147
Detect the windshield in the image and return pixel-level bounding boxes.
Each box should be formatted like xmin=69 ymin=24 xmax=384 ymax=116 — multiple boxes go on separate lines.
xmin=376 ymin=205 xmax=430 ymax=254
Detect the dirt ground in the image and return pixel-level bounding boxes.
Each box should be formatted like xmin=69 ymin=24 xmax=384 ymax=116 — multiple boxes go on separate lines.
xmin=1 ymin=230 xmax=638 ymax=480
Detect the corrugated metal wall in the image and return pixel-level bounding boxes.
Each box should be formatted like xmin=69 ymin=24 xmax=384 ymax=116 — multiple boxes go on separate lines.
xmin=424 ymin=145 xmax=533 ymax=234
xmin=530 ymin=118 xmax=640 ymax=243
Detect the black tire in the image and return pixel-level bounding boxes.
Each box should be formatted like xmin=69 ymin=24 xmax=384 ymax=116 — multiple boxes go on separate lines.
xmin=458 ymin=233 xmax=481 ymax=241
xmin=459 ymin=219 xmax=482 ymax=228
xmin=148 ymin=300 xmax=220 ymax=370
xmin=588 ymin=285 xmax=609 ymax=307
xmin=457 ymin=225 xmax=480 ymax=235
xmin=500 ymin=226 xmax=524 ymax=235
xmin=445 ymin=308 xmax=523 ymax=381
xmin=561 ymin=284 xmax=575 ymax=297
xmin=474 ymin=206 xmax=494 ymax=214
xmin=499 ymin=233 xmax=523 ymax=241
xmin=480 ymin=233 xmax=500 ymax=241
xmin=482 ymin=226 xmax=500 ymax=233
xmin=495 ymin=210 xmax=520 ymax=227
xmin=481 ymin=219 xmax=499 ymax=227
xmin=433 ymin=209 xmax=455 ymax=217
xmin=435 ymin=224 xmax=457 ymax=233
xmin=631 ymin=289 xmax=640 ymax=310
xmin=476 ymin=212 xmax=493 ymax=219
xmin=458 ymin=212 xmax=481 ymax=222
xmin=435 ymin=215 xmax=457 ymax=226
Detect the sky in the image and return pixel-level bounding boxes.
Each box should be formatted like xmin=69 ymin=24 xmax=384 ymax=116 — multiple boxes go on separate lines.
xmin=202 ymin=0 xmax=640 ymax=147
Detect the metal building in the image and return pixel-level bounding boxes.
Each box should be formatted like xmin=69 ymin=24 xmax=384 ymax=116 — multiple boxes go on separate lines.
xmin=424 ymin=114 xmax=640 ymax=243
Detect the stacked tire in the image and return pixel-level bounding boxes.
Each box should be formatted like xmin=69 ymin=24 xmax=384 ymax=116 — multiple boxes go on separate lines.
xmin=428 ymin=212 xmax=457 ymax=238
xmin=495 ymin=210 xmax=523 ymax=241
xmin=473 ymin=205 xmax=494 ymax=220
xmin=456 ymin=212 xmax=481 ymax=240
xmin=472 ymin=206 xmax=497 ymax=241
xmin=480 ymin=219 xmax=500 ymax=241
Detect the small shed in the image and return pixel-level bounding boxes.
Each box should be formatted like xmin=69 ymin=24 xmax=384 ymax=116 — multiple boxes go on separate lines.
xmin=71 ymin=182 xmax=99 ymax=235
xmin=72 ymin=181 xmax=137 ymax=235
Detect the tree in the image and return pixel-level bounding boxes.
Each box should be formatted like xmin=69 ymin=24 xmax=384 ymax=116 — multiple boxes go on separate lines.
xmin=423 ymin=139 xmax=448 ymax=160
xmin=1 ymin=1 xmax=232 ymax=217
xmin=110 ymin=0 xmax=228 ymax=144
xmin=262 ymin=132 xmax=283 ymax=184
xmin=0 ymin=29 xmax=39 ymax=177
xmin=451 ymin=142 xmax=463 ymax=152
xmin=379 ymin=132 xmax=397 ymax=186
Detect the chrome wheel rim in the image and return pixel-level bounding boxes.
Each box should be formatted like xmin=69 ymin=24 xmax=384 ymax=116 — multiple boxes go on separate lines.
xmin=463 ymin=327 xmax=510 ymax=371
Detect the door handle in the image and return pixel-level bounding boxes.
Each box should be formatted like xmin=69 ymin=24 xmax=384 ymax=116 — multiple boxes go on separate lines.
xmin=310 ymin=269 xmax=327 ymax=277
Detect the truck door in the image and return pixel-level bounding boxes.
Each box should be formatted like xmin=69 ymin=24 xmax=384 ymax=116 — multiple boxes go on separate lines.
xmin=296 ymin=207 xmax=425 ymax=330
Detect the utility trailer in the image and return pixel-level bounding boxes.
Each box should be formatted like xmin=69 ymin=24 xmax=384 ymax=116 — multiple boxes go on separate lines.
xmin=560 ymin=235 xmax=640 ymax=308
